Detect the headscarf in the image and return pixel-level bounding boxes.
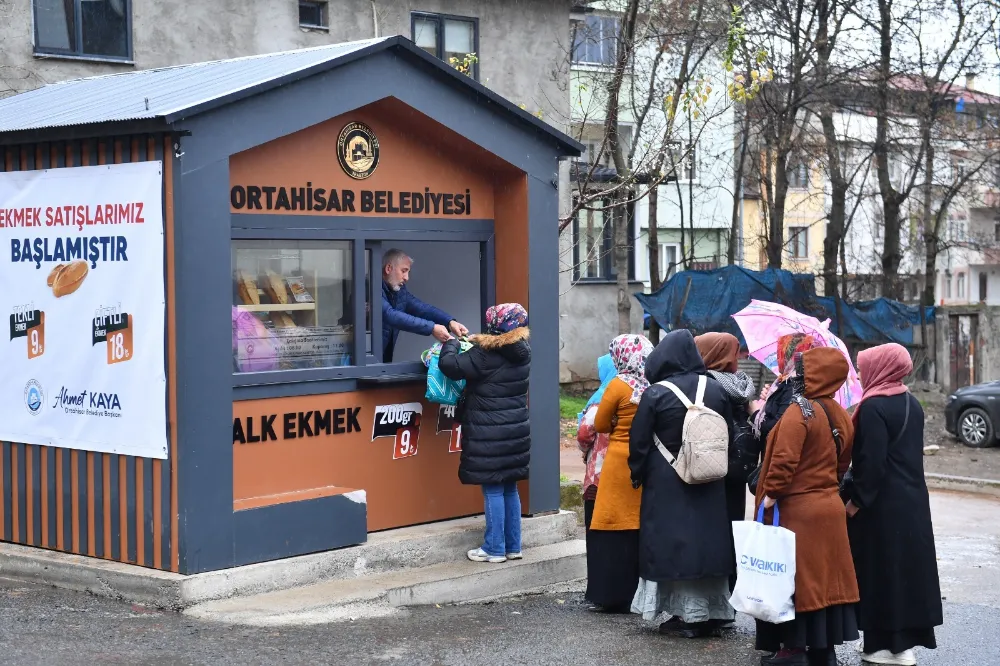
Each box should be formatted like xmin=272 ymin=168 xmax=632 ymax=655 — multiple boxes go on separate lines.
xmin=581 ymin=354 xmax=616 ymax=421
xmin=752 ymin=333 xmax=821 ymax=435
xmin=853 ymin=343 xmax=912 ymax=424
xmin=486 ymin=303 xmax=528 ymax=334
xmin=695 ymin=332 xmax=740 ymax=374
xmin=609 ymin=334 xmax=654 ymax=404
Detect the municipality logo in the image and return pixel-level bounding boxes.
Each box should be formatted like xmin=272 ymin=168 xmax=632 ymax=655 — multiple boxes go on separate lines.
xmin=24 ymin=380 xmax=44 ymax=416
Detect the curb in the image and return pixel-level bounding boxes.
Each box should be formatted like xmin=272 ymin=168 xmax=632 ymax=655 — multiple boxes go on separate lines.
xmin=925 ymin=472 xmax=1000 ymax=496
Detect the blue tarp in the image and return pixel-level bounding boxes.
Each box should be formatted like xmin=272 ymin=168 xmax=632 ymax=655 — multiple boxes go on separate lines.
xmin=635 ymin=266 xmax=934 ymax=346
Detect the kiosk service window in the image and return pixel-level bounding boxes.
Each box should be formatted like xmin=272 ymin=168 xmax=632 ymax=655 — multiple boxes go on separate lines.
xmin=232 ymin=240 xmax=354 ymax=373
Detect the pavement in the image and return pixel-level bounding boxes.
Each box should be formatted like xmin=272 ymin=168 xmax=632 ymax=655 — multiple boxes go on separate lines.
xmin=0 ymin=488 xmax=997 ymax=664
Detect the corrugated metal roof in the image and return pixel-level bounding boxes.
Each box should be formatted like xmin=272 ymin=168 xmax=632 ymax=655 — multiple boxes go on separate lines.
xmin=0 ymin=38 xmax=389 ymax=132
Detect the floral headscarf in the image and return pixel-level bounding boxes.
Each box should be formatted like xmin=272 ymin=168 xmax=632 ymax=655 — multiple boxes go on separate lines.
xmin=609 ymin=334 xmax=654 ymax=404
xmin=486 ymin=303 xmax=528 ymax=334
xmin=752 ymin=333 xmax=821 ymax=436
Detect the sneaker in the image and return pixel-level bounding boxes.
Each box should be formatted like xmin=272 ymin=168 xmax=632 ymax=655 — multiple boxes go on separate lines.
xmin=467 ymin=548 xmax=506 ymax=563
xmin=506 ymin=551 xmax=523 ymax=560
xmin=861 ymin=649 xmax=916 ymax=666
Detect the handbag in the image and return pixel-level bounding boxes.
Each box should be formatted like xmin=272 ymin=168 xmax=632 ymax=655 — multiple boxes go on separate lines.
xmin=730 ymin=503 xmax=797 ymax=623
xmin=422 ymin=339 xmax=473 ymax=406
xmin=838 ymin=394 xmax=910 ymax=503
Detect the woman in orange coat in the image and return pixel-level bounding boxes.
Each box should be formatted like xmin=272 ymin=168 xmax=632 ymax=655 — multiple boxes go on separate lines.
xmin=585 ymin=334 xmax=652 ymax=613
xmin=755 ymin=347 xmax=860 ymax=666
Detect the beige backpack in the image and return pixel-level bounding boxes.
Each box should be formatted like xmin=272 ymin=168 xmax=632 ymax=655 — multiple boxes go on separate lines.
xmin=652 ymin=375 xmax=729 ymax=484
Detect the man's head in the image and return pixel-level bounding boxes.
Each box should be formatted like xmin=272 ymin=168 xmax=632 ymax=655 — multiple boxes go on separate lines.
xmin=383 ymin=249 xmax=412 ymax=291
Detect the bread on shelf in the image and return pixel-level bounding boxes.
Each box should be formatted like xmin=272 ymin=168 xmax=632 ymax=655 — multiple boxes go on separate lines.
xmin=237 ymin=270 xmax=260 ymax=305
xmin=264 ymin=270 xmax=290 ymax=305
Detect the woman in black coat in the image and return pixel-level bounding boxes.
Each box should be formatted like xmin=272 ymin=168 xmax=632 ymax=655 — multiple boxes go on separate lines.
xmin=628 ymin=329 xmax=736 ymax=638
xmin=847 ymin=344 xmax=942 ymax=665
xmin=439 ymin=303 xmax=530 ymax=565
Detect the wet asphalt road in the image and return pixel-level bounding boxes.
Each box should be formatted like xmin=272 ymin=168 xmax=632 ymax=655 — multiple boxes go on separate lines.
xmin=0 ymin=489 xmax=997 ymax=665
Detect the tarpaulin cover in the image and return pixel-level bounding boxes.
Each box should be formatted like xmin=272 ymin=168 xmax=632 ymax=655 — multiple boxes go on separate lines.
xmin=635 ymin=266 xmax=935 ymax=346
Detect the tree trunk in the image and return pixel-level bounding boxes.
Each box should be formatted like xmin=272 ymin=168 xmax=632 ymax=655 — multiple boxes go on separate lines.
xmin=767 ymin=150 xmax=790 ymax=269
xmin=647 ymin=182 xmax=662 ymax=343
xmin=729 ymin=108 xmax=750 ymax=266
xmin=920 ymin=122 xmax=935 ymax=350
xmin=615 ymin=198 xmax=631 ymax=334
xmin=875 ymin=0 xmax=902 ymax=300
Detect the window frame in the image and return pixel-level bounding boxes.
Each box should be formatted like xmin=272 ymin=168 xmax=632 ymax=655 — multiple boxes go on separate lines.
xmin=571 ymin=14 xmax=621 ymax=68
xmin=298 ymin=0 xmax=329 ymax=30
xmin=788 ymin=226 xmax=809 ymax=259
xmin=570 ymin=196 xmax=635 ymax=283
xmin=787 ymin=160 xmax=810 ymax=189
xmin=410 ymin=11 xmax=480 ymax=81
xmin=32 ymin=0 xmax=134 ymax=63
xmin=657 ymin=242 xmax=681 ymax=281
xmin=667 ymin=141 xmax=697 ymax=183
xmin=230 ymin=216 xmax=495 ymax=399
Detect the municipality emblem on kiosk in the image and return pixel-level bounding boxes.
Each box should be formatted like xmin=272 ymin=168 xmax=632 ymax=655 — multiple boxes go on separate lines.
xmin=337 ymin=121 xmax=380 ymax=180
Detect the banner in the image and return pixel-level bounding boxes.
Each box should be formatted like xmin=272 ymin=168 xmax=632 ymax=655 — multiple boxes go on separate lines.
xmin=0 ymin=162 xmax=168 ymax=459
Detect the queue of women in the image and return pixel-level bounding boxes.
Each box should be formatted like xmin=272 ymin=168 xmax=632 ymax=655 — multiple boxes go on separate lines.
xmin=577 ymin=329 xmax=942 ymax=666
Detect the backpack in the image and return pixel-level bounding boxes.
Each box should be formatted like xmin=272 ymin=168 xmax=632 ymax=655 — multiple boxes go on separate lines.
xmin=653 ymin=375 xmax=730 ymax=484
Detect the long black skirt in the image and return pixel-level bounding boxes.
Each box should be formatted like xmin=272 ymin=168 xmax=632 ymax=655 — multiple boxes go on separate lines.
xmin=864 ymin=628 xmax=936 ymax=654
xmin=585 ymin=527 xmax=640 ymax=611
xmin=756 ymin=603 xmax=860 ymax=651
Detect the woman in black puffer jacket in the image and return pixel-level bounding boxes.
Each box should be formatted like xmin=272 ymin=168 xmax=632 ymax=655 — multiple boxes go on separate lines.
xmin=439 ymin=303 xmax=530 ymax=564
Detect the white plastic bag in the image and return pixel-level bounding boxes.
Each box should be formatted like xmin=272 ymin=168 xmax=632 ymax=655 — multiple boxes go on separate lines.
xmin=730 ymin=503 xmax=796 ymax=624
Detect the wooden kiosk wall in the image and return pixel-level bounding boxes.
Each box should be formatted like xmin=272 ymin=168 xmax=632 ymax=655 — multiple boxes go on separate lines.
xmin=0 ymin=137 xmax=180 ymax=572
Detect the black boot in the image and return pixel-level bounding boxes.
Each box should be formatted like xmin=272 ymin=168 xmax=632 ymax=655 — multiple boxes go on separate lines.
xmin=761 ymin=649 xmax=808 ymax=666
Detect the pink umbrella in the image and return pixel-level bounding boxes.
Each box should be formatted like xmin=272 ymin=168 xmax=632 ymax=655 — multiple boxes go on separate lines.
xmin=732 ymin=299 xmax=862 ymax=409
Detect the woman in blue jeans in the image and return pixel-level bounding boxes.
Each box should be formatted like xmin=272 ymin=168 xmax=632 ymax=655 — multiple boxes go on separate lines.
xmin=440 ymin=303 xmax=530 ymax=563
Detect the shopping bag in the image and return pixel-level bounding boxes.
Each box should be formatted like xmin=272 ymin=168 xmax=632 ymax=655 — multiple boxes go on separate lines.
xmin=729 ymin=503 xmax=796 ymax=624
xmin=422 ymin=339 xmax=472 ymax=406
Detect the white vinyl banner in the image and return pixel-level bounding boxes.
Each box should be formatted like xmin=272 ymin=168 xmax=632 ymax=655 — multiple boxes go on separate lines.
xmin=0 ymin=162 xmax=168 ymax=459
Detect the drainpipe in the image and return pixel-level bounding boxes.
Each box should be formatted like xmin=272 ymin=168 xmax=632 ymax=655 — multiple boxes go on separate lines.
xmin=372 ymin=1 xmax=379 ymax=37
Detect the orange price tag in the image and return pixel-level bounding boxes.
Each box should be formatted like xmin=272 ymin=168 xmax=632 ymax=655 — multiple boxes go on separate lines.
xmin=448 ymin=425 xmax=462 ymax=453
xmin=27 ymin=313 xmax=44 ymax=360
xmin=107 ymin=314 xmax=133 ymax=365
xmin=392 ymin=424 xmax=420 ymax=460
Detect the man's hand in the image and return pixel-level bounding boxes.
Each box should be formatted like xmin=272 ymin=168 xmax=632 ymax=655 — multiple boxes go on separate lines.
xmin=762 ymin=495 xmax=776 ymax=509
xmin=846 ymin=501 xmax=860 ymax=518
xmin=450 ymin=320 xmax=469 ymax=337
xmin=432 ymin=324 xmax=453 ymax=343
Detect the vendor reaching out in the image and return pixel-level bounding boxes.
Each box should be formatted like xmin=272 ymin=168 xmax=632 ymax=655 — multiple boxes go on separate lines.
xmin=381 ymin=249 xmax=468 ymax=362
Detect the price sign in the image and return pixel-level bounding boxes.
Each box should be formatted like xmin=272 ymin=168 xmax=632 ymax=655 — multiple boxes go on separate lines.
xmin=92 ymin=312 xmax=133 ymax=365
xmin=437 ymin=404 xmax=462 ymax=453
xmin=373 ymin=402 xmax=423 ymax=460
xmin=9 ymin=309 xmax=45 ymax=360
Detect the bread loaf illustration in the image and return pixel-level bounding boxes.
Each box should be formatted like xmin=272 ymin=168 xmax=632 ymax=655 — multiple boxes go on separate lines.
xmin=237 ymin=270 xmax=260 ymax=305
xmin=47 ymin=264 xmax=65 ymax=287
xmin=264 ymin=270 xmax=290 ymax=305
xmin=52 ymin=261 xmax=88 ymax=298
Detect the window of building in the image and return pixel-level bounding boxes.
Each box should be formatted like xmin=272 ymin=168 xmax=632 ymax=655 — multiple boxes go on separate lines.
xmin=994 ymin=218 xmax=1000 ymax=243
xmin=667 ymin=141 xmax=697 ymax=181
xmin=571 ymin=198 xmax=635 ymax=282
xmin=571 ymin=15 xmax=620 ymax=67
xmin=34 ymin=0 xmax=131 ymax=60
xmin=658 ymin=243 xmax=680 ymax=281
xmin=232 ymin=240 xmax=354 ymax=373
xmin=787 ymin=160 xmax=810 ymax=189
xmin=980 ymin=272 xmax=988 ymax=303
xmin=958 ymin=273 xmax=966 ymax=300
xmin=789 ymin=226 xmax=809 ymax=259
xmin=945 ymin=274 xmax=953 ymax=299
xmin=411 ymin=12 xmax=479 ymax=79
xmin=298 ymin=1 xmax=328 ymax=28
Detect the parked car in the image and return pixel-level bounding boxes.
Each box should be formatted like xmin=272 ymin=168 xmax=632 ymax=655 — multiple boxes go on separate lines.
xmin=945 ymin=381 xmax=1000 ymax=447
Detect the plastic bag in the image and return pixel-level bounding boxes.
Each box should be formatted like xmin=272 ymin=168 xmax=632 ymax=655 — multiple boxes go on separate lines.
xmin=729 ymin=503 xmax=797 ymax=624
xmin=422 ymin=339 xmax=473 ymax=406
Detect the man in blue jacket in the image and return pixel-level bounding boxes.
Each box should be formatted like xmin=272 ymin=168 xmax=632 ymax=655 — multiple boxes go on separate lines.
xmin=382 ymin=248 xmax=468 ymax=363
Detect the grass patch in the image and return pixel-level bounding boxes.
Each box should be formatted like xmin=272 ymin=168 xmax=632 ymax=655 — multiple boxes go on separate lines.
xmin=560 ymin=393 xmax=589 ymax=420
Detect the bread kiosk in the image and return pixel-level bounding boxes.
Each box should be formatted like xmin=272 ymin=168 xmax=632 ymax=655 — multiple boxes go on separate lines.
xmin=0 ymin=37 xmax=580 ymax=574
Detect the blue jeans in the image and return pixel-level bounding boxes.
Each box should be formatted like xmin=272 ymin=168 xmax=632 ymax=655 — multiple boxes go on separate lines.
xmin=481 ymin=482 xmax=522 ymax=557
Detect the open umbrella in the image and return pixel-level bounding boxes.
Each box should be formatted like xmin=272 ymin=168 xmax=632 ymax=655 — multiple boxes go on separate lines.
xmin=732 ymin=299 xmax=862 ymax=409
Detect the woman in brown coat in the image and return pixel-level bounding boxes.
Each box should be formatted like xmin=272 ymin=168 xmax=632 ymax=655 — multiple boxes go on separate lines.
xmin=755 ymin=347 xmax=860 ymax=666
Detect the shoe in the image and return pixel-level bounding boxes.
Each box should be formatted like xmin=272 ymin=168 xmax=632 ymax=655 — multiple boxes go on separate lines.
xmin=662 ymin=621 xmax=721 ymax=639
xmin=467 ymin=548 xmax=506 ymax=563
xmin=506 ymin=551 xmax=523 ymax=560
xmin=861 ymin=649 xmax=916 ymax=665
xmin=658 ymin=617 xmax=682 ymax=633
xmin=806 ymin=648 xmax=837 ymax=666
xmin=761 ymin=649 xmax=809 ymax=666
